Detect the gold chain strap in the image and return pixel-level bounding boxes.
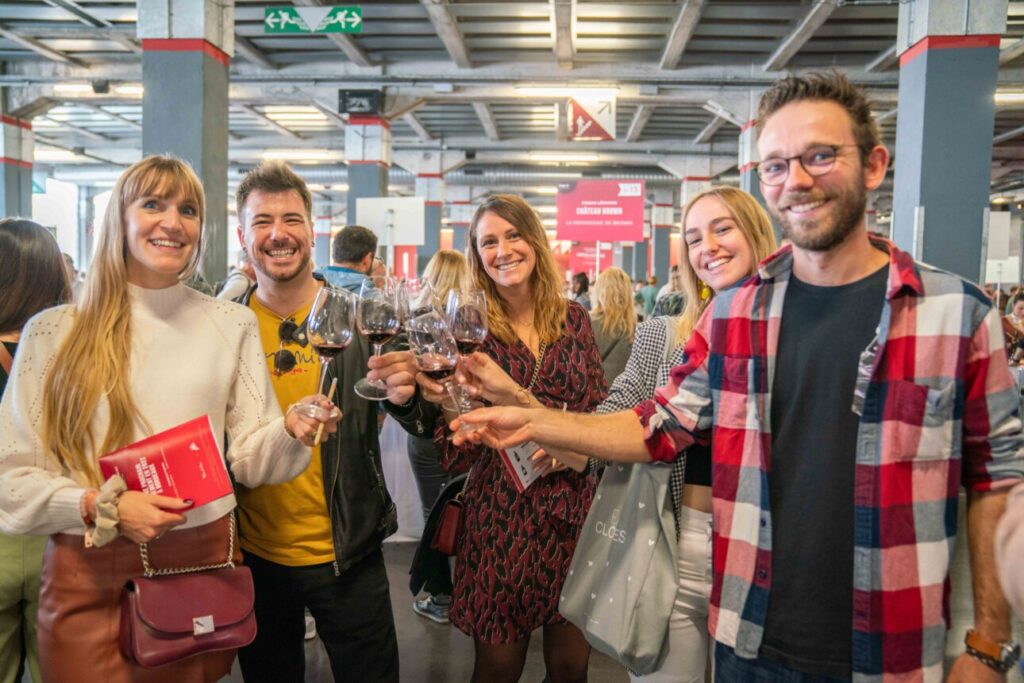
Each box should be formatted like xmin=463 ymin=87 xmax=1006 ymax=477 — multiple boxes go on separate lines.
xmin=526 ymin=340 xmax=548 ymax=391
xmin=138 ymin=513 xmax=237 ymax=578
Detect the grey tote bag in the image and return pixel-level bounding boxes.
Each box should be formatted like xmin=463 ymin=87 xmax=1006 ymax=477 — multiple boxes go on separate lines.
xmin=559 ymin=460 xmax=678 ymax=674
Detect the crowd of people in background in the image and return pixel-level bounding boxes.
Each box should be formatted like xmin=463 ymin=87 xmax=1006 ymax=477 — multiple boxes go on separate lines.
xmin=3 ymin=69 xmax=1024 ymax=683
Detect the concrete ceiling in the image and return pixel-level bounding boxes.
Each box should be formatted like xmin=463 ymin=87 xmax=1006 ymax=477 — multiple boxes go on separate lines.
xmin=3 ymin=0 xmax=1024 ymax=217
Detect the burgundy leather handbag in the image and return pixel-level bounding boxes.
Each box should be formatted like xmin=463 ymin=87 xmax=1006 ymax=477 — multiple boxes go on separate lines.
xmin=430 ymin=492 xmax=464 ymax=556
xmin=119 ymin=514 xmax=256 ymax=668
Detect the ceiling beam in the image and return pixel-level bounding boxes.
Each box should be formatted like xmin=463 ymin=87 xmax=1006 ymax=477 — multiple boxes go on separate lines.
xmin=76 ymin=101 xmax=141 ymax=130
xmin=866 ymin=44 xmax=898 ymax=72
xmin=875 ymin=108 xmax=897 ymax=123
xmin=763 ymin=0 xmax=838 ymax=72
xmin=701 ymin=100 xmax=744 ymax=128
xmin=659 ymin=0 xmax=706 ymax=70
xmin=555 ymin=101 xmax=570 ymax=142
xmin=420 ymin=0 xmax=471 ymax=68
xmin=1001 ymin=37 xmax=1024 ymax=66
xmin=995 ymin=125 xmax=1024 ymax=145
xmin=384 ymin=96 xmax=426 ymax=120
xmin=240 ymin=104 xmax=303 ymax=140
xmin=0 ymin=23 xmax=87 ymax=67
xmin=234 ymin=35 xmax=276 ymax=70
xmin=42 ymin=0 xmax=110 ymax=28
xmin=472 ymin=102 xmax=500 ymax=141
xmin=41 ymin=116 xmax=113 ymax=142
xmin=551 ymin=0 xmax=575 ymax=69
xmin=694 ymin=115 xmax=726 ymax=144
xmin=291 ymin=0 xmax=372 ymax=66
xmin=402 ymin=112 xmax=433 ymax=142
xmin=310 ymin=99 xmax=347 ymax=128
xmin=625 ymin=105 xmax=655 ymax=142
xmin=35 ymin=135 xmax=127 ymax=166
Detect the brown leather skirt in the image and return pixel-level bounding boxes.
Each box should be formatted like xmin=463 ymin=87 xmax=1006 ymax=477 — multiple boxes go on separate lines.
xmin=38 ymin=515 xmax=242 ymax=683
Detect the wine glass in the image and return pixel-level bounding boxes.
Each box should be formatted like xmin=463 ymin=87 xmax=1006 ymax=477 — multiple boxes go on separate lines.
xmin=307 ymin=287 xmax=358 ymax=395
xmin=354 ymin=276 xmax=401 ymax=401
xmin=446 ymin=289 xmax=488 ymax=358
xmin=399 ymin=277 xmax=438 ymax=322
xmin=406 ymin=310 xmax=483 ymax=434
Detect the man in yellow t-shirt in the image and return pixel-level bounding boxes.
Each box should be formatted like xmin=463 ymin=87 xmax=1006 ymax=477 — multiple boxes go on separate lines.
xmin=233 ymin=161 xmax=429 ymax=683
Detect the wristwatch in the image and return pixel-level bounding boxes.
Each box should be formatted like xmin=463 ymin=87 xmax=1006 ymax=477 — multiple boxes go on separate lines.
xmin=965 ymin=629 xmax=1021 ymax=673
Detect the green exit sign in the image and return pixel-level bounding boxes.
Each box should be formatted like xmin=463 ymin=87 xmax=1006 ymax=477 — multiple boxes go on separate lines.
xmin=264 ymin=6 xmax=362 ymax=34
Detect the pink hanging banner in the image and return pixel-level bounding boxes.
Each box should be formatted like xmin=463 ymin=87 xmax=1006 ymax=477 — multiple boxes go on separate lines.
xmin=568 ymin=242 xmax=614 ymax=279
xmin=556 ymin=180 xmax=645 ymax=242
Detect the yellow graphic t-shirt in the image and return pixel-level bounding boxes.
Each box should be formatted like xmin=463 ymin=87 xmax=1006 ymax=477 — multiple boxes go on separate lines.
xmin=236 ymin=294 xmax=335 ymax=566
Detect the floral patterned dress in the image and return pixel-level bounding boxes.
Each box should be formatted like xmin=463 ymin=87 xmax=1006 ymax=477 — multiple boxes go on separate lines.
xmin=436 ymin=301 xmax=608 ymax=643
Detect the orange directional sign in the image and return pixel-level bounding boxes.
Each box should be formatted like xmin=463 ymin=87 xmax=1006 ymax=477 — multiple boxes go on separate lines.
xmin=568 ymin=96 xmax=616 ymax=141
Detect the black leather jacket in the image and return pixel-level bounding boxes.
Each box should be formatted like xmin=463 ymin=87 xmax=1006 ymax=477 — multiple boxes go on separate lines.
xmin=235 ymin=279 xmax=433 ymax=574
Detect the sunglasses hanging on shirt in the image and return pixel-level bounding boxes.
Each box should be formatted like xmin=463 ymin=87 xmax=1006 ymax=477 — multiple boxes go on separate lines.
xmin=273 ymin=317 xmax=308 ymax=375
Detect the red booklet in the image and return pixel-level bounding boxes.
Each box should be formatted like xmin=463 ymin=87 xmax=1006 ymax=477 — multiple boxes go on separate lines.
xmin=98 ymin=415 xmax=232 ymax=509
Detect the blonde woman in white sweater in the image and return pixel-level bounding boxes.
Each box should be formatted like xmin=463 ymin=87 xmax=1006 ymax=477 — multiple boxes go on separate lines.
xmin=0 ymin=156 xmax=339 ymax=682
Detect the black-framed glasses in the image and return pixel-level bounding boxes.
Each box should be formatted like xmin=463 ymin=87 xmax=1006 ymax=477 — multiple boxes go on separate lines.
xmin=755 ymin=144 xmax=859 ymax=186
xmin=272 ymin=317 xmax=307 ymax=375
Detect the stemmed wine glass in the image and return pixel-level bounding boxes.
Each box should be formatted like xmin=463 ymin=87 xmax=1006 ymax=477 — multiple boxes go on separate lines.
xmin=406 ymin=310 xmax=483 ymax=434
xmin=307 ymin=287 xmax=358 ymax=395
xmin=354 ymin=276 xmax=401 ymax=401
xmin=446 ymin=289 xmax=488 ymax=358
xmin=399 ymin=277 xmax=437 ymax=321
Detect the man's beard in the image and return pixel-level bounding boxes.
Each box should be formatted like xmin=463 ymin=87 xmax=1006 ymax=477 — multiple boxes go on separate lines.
xmin=254 ymin=250 xmax=311 ymax=283
xmin=773 ymin=183 xmax=867 ymax=252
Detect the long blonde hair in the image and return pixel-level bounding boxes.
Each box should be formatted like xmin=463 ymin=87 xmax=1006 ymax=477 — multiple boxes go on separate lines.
xmin=466 ymin=195 xmax=567 ymax=346
xmin=423 ymin=250 xmax=469 ymax=306
xmin=591 ymin=267 xmax=636 ymax=342
xmin=675 ymin=186 xmax=776 ymax=345
xmin=42 ymin=156 xmax=206 ymax=484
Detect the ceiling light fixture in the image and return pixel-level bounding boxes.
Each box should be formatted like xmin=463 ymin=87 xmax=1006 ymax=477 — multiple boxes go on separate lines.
xmin=115 ymin=84 xmax=144 ymax=97
xmin=995 ymin=91 xmax=1024 ymax=105
xmin=53 ymin=84 xmax=93 ymax=95
xmin=515 ymin=86 xmax=619 ymax=98
xmin=529 ymin=152 xmax=599 ymax=163
xmin=261 ymin=149 xmax=343 ymax=161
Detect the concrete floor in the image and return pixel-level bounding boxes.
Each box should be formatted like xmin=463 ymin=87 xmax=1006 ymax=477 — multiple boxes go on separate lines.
xmin=25 ymin=492 xmax=1017 ymax=682
xmin=218 ymin=540 xmax=630 ymax=683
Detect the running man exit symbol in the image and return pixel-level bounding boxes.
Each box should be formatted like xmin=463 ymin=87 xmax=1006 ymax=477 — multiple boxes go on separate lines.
xmin=568 ymin=97 xmax=616 ymax=141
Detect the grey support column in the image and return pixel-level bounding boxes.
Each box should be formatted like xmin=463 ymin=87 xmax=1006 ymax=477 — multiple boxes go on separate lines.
xmin=621 ymin=244 xmax=634 ymax=279
xmin=447 ymin=185 xmax=472 ymax=254
xmin=0 ymin=114 xmax=33 ymax=217
xmin=892 ymin=0 xmax=1006 ymax=282
xmin=346 ymin=115 xmax=391 ymax=229
xmin=634 ymin=212 xmax=650 ymax=281
xmin=416 ymin=173 xmax=442 ymax=275
xmin=651 ymin=188 xmax=675 ymax=287
xmin=138 ymin=0 xmax=233 ymax=283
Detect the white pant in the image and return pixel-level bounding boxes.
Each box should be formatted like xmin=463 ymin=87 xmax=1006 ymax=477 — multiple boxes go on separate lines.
xmin=630 ymin=505 xmax=712 ymax=683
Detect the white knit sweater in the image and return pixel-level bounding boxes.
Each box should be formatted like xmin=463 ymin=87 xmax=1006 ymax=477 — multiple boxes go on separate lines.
xmin=0 ymin=283 xmax=310 ymax=535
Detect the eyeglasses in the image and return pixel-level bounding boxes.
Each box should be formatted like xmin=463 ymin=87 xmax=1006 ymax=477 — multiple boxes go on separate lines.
xmin=755 ymin=144 xmax=860 ymax=186
xmin=272 ymin=317 xmax=307 ymax=375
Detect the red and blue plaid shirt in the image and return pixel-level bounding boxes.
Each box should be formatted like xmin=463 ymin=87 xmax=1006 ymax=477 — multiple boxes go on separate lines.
xmin=635 ymin=236 xmax=1024 ymax=682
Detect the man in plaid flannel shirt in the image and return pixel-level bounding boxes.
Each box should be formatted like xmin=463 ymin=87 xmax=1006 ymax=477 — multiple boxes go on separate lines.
xmin=457 ymin=71 xmax=1024 ymax=681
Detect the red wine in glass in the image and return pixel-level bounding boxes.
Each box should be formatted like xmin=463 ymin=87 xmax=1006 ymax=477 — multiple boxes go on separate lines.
xmin=366 ymin=331 xmax=398 ymax=346
xmin=455 ymin=339 xmax=482 ymax=356
xmin=312 ymin=342 xmax=349 ymax=360
xmin=355 ymin=277 xmax=401 ymax=401
xmin=420 ymin=356 xmax=457 ymax=382
xmin=446 ymin=289 xmax=488 ymax=359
